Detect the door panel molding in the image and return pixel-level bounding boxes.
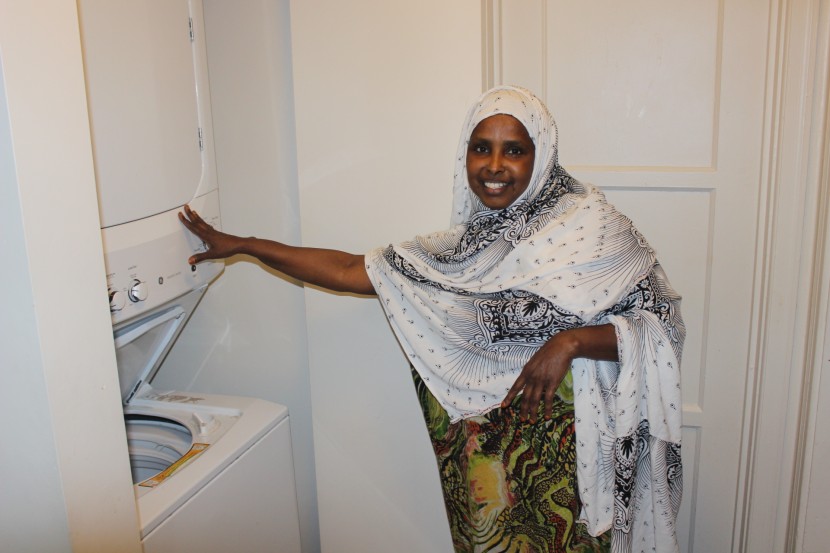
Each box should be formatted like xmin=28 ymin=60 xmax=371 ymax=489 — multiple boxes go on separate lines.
xmin=484 ymin=0 xmax=726 ymax=172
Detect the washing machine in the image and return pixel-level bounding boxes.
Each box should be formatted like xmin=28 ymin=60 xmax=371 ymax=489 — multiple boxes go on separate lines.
xmin=78 ymin=1 xmax=303 ymax=550
xmin=105 ymin=201 xmax=302 ymax=553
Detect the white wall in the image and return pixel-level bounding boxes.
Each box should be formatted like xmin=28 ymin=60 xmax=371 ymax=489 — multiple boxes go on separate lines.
xmin=155 ymin=1 xmax=319 ymax=552
xmin=289 ymin=1 xmax=482 ymax=551
xmin=0 ymin=0 xmax=141 ymax=551
xmin=0 ymin=55 xmax=73 ymax=553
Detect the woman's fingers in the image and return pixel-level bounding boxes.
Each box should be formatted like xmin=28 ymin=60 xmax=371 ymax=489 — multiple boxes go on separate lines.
xmin=179 ymin=205 xmax=216 ymax=263
xmin=518 ymin=380 xmax=557 ymax=423
xmin=520 ymin=383 xmax=539 ymax=422
xmin=182 ymin=204 xmax=201 ymax=221
xmin=505 ymin=342 xmax=571 ymax=423
xmin=502 ymin=373 xmax=561 ymax=424
xmin=543 ymin=385 xmax=557 ymax=421
xmin=179 ymin=205 xmax=243 ymax=263
xmin=178 ymin=211 xmax=194 ymax=232
xmin=179 ymin=205 xmax=209 ymax=232
xmin=188 ymin=251 xmax=210 ymax=265
xmin=501 ymin=373 xmax=525 ymax=409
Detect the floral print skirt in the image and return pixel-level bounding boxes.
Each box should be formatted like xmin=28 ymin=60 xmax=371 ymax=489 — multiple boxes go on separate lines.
xmin=412 ymin=369 xmax=611 ymax=553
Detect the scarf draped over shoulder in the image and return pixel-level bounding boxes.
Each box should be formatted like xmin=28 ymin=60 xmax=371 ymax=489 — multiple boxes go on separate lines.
xmin=364 ymin=85 xmax=685 ymax=553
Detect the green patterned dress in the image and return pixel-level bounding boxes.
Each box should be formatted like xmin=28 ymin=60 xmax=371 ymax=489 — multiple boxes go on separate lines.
xmin=412 ymin=368 xmax=611 ymax=553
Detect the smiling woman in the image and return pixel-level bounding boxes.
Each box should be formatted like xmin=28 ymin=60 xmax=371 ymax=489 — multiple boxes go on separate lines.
xmin=364 ymin=87 xmax=683 ymax=553
xmin=179 ymin=85 xmax=684 ymax=553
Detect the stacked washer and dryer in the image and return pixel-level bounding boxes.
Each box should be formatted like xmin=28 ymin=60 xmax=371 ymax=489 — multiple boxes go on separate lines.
xmin=78 ymin=1 xmax=302 ymax=551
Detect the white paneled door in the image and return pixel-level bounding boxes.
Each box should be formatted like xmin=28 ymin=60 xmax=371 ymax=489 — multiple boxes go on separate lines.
xmin=494 ymin=1 xmax=769 ymax=551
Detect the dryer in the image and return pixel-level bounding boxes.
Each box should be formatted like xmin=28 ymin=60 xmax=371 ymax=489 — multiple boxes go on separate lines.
xmin=78 ymin=1 xmax=302 ymax=550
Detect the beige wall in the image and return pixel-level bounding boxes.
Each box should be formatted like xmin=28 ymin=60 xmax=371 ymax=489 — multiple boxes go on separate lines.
xmin=156 ymin=1 xmax=319 ymax=551
xmin=290 ymin=1 xmax=482 ymax=551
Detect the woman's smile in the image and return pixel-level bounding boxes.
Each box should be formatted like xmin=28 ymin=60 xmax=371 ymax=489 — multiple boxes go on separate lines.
xmin=484 ymin=181 xmax=508 ymax=189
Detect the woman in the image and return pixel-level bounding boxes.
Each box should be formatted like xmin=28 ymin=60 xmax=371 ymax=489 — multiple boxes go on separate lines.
xmin=180 ymin=86 xmax=684 ymax=553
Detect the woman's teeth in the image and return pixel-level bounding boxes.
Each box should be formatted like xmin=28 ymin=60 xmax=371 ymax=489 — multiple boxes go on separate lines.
xmin=484 ymin=181 xmax=507 ymax=190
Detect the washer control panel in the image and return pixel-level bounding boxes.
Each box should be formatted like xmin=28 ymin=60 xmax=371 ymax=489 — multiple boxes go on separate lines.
xmin=102 ymin=190 xmax=223 ymax=326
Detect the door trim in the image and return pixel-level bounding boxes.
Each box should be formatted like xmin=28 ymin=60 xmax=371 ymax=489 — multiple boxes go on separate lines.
xmin=740 ymin=1 xmax=830 ymax=551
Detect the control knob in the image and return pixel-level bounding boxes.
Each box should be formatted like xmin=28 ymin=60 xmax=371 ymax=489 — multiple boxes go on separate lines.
xmin=109 ymin=289 xmax=126 ymax=312
xmin=128 ymin=279 xmax=148 ymax=302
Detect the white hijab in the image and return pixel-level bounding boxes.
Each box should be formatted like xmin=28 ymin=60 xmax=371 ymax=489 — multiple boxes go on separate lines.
xmin=450 ymin=84 xmax=559 ymax=225
xmin=365 ymin=85 xmax=684 ymax=552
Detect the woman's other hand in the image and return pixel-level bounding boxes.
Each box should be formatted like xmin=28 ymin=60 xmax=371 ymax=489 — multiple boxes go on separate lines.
xmin=178 ymin=204 xmax=243 ymax=264
xmin=501 ymin=324 xmax=619 ymax=423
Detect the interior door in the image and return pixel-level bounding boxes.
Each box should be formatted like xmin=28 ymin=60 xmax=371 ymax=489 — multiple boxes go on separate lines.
xmin=494 ymin=1 xmax=768 ymax=550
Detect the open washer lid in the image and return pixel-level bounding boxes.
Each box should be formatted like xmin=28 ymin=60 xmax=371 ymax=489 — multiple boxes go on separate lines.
xmin=102 ymin=194 xmax=222 ymax=405
xmin=113 ymin=285 xmax=206 ymax=405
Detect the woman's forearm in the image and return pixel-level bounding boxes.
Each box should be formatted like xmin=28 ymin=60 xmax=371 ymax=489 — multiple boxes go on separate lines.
xmin=179 ymin=205 xmax=374 ymax=295
xmin=239 ymin=237 xmax=375 ymax=295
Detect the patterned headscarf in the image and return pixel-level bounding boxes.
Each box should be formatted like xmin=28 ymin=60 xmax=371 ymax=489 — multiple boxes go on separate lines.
xmin=450 ymin=85 xmax=558 ymax=225
xmin=365 ymin=86 xmax=684 ymax=551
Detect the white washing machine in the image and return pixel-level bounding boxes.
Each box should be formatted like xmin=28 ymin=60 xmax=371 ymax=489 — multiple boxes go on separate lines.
xmin=78 ymin=1 xmax=303 ymax=550
xmin=106 ymin=203 xmax=302 ymax=553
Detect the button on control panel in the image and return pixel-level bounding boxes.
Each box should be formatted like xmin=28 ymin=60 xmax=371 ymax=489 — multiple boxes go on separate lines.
xmin=128 ymin=279 xmax=149 ymax=303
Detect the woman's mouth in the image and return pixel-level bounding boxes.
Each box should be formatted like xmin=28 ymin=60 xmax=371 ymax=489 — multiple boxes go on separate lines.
xmin=484 ymin=181 xmax=508 ymax=190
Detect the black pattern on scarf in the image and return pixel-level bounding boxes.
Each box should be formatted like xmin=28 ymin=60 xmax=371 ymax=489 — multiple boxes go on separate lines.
xmin=612 ymin=420 xmax=683 ymax=553
xmin=380 ymin=167 xmax=581 ymax=293
xmin=439 ymin=169 xmax=577 ymax=264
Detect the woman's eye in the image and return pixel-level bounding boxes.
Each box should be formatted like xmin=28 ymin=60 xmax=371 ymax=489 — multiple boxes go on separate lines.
xmin=470 ymin=144 xmax=489 ymax=154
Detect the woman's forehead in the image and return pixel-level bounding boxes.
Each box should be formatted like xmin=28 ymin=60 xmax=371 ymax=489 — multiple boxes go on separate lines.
xmin=470 ymin=114 xmax=533 ymax=143
xmin=470 ymin=105 xmax=538 ymax=138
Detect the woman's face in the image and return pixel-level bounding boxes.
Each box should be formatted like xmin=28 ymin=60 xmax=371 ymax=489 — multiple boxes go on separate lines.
xmin=466 ymin=114 xmax=535 ymax=210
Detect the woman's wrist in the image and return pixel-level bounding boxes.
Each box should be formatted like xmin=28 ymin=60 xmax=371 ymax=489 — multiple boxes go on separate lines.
xmin=235 ymin=235 xmax=256 ymax=257
xmin=548 ymin=329 xmax=581 ymax=362
xmin=551 ymin=324 xmax=619 ymax=362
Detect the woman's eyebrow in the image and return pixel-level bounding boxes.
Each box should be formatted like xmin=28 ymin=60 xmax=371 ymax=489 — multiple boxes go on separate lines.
xmin=503 ymin=139 xmax=534 ymax=149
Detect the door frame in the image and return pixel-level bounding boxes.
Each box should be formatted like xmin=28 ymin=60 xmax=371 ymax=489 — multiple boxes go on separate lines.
xmin=481 ymin=1 xmax=830 ymax=551
xmin=739 ymin=1 xmax=830 ymax=552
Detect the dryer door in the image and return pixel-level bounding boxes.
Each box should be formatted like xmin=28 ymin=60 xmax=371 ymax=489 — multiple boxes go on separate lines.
xmin=78 ymin=0 xmax=217 ymax=228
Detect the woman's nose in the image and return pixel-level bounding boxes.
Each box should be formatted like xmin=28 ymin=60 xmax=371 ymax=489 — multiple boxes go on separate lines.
xmin=485 ymin=152 xmax=504 ymax=173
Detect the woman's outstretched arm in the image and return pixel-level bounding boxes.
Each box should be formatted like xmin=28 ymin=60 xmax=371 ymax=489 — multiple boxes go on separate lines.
xmin=179 ymin=204 xmax=375 ymax=295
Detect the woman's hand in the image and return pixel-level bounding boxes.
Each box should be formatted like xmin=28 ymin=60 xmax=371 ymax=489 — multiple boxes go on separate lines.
xmin=178 ymin=204 xmax=245 ymax=264
xmin=501 ymin=324 xmax=619 ymax=423
xmin=501 ymin=331 xmax=577 ymax=423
